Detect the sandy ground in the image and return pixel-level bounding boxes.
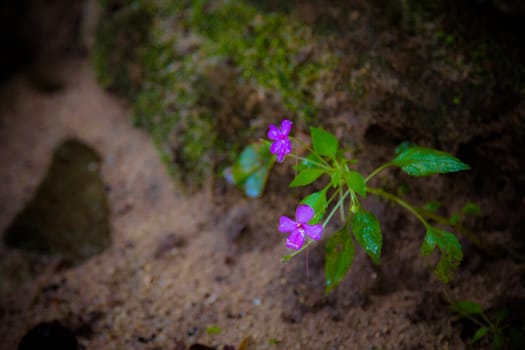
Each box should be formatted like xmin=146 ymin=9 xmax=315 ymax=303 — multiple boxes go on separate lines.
xmin=1 ymin=57 xmax=515 ymax=350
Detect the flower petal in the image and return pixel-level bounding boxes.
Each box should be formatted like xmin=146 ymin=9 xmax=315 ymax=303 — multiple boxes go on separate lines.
xmin=276 ymin=151 xmax=286 ymax=163
xmin=286 ymin=229 xmax=305 ymax=250
xmin=304 ymin=223 xmax=323 ymax=240
xmin=282 ymin=139 xmax=292 ymax=155
xmin=270 ymin=140 xmax=283 ymax=156
xmin=295 ymin=204 xmax=314 ymax=223
xmin=280 ymin=120 xmax=293 ymax=136
xmin=267 ymin=124 xmax=280 ymax=141
xmin=279 ymin=216 xmax=297 ymax=233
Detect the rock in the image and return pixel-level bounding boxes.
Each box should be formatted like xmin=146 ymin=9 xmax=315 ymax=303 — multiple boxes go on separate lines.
xmin=4 ymin=138 xmax=111 ymax=264
xmin=18 ymin=321 xmax=78 ymax=350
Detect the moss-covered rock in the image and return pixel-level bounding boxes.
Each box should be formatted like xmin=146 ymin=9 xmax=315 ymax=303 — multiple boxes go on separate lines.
xmin=93 ymin=0 xmax=336 ymax=186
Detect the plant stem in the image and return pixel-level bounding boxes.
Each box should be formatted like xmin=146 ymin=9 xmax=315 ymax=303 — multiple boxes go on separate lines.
xmin=338 ymin=186 xmax=345 ymax=221
xmin=367 ymin=187 xmax=429 ymax=228
xmin=288 ymin=153 xmax=330 ymax=170
xmin=419 ymin=210 xmax=484 ymax=248
xmin=365 ymin=162 xmax=392 ymax=183
xmin=324 ymin=189 xmax=350 ymax=228
xmin=291 ymin=137 xmax=332 ymax=168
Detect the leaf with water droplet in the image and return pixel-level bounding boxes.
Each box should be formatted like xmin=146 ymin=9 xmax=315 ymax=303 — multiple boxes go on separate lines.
xmin=325 ymin=226 xmax=354 ymax=293
xmin=225 ymin=142 xmax=274 ymax=198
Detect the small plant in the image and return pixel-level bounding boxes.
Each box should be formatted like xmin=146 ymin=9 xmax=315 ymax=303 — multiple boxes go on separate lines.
xmin=226 ymin=120 xmax=471 ymax=292
xmin=450 ymin=299 xmax=525 ymax=349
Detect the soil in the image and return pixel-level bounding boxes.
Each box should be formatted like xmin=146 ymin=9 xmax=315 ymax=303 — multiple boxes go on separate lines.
xmin=1 ymin=2 xmax=525 ymax=350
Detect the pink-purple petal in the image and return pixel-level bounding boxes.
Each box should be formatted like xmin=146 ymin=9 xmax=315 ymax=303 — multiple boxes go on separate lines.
xmin=279 ymin=216 xmax=297 ymax=233
xmin=286 ymin=229 xmax=305 ymax=250
xmin=282 ymin=139 xmax=292 ymax=154
xmin=270 ymin=140 xmax=283 ymax=155
xmin=267 ymin=124 xmax=280 ymax=141
xmin=280 ymin=119 xmax=293 ymax=136
xmin=295 ymin=204 xmax=314 ymax=223
xmin=304 ymin=224 xmax=323 ymax=240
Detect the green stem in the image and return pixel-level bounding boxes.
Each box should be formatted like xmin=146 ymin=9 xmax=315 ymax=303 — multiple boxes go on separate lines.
xmin=338 ymin=186 xmax=345 ymax=221
xmin=367 ymin=187 xmax=430 ymax=228
xmin=365 ymin=162 xmax=393 ymax=183
xmin=288 ymin=153 xmax=330 ymax=170
xmin=326 ymin=188 xmax=339 ymax=206
xmin=419 ymin=210 xmax=484 ymax=248
xmin=292 ymin=136 xmax=332 ymax=168
xmin=324 ymin=189 xmax=350 ymax=228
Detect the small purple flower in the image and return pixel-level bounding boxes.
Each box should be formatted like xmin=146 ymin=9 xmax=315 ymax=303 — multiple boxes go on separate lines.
xmin=267 ymin=119 xmax=293 ymax=162
xmin=279 ymin=204 xmax=323 ymax=250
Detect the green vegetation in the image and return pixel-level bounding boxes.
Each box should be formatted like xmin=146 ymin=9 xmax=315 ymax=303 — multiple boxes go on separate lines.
xmin=93 ymin=0 xmax=336 ymax=185
xmin=450 ymin=299 xmax=525 ymax=349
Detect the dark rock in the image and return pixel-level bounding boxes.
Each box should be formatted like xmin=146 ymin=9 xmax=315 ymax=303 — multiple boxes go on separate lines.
xmin=4 ymin=138 xmax=111 ymax=264
xmin=18 ymin=321 xmax=78 ymax=350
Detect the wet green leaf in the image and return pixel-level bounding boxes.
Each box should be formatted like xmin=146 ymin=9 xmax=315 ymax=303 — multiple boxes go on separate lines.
xmin=450 ymin=300 xmax=483 ymax=315
xmin=424 ymin=201 xmax=441 ymax=213
xmin=462 ymin=202 xmax=482 ymax=216
xmin=395 ymin=141 xmax=415 ymax=155
xmin=325 ymin=227 xmax=355 ymax=293
xmin=472 ymin=327 xmax=489 ymax=344
xmin=290 ymin=168 xmax=325 ymax=187
xmin=344 ymin=171 xmax=366 ymax=197
xmin=311 ymin=127 xmax=338 ymax=158
xmin=421 ymin=227 xmax=463 ymax=283
xmin=391 ymin=146 xmax=470 ymax=176
xmin=226 ymin=142 xmax=273 ymax=198
xmin=449 ymin=213 xmax=460 ymax=225
xmin=300 ymin=188 xmax=328 ymax=224
xmin=352 ymin=209 xmax=382 ymax=264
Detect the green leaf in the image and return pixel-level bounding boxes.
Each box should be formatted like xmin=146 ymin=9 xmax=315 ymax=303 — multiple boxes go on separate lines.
xmin=492 ymin=332 xmax=504 ymax=350
xmin=206 ymin=325 xmax=221 ymax=335
xmin=344 ymin=171 xmax=366 ymax=197
xmin=295 ymin=153 xmax=323 ymax=172
xmin=311 ymin=127 xmax=338 ymax=158
xmin=325 ymin=227 xmax=355 ymax=293
xmin=495 ymin=308 xmax=509 ymax=324
xmin=226 ymin=142 xmax=273 ymax=198
xmin=352 ymin=209 xmax=382 ymax=264
xmin=462 ymin=202 xmax=482 ymax=216
xmin=391 ymin=146 xmax=470 ymax=177
xmin=289 ymin=168 xmax=325 ymax=187
xmin=300 ymin=188 xmax=328 ymax=224
xmin=472 ymin=327 xmax=489 ymax=344
xmin=450 ymin=300 xmax=483 ymax=315
xmin=421 ymin=227 xmax=463 ymax=283
xmin=424 ymin=201 xmax=441 ymax=213
xmin=330 ymin=172 xmax=341 ymax=188
xmin=395 ymin=141 xmax=416 ymax=155
xmin=449 ymin=213 xmax=460 ymax=226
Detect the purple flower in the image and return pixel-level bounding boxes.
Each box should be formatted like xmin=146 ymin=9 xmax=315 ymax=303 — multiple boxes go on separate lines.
xmin=267 ymin=119 xmax=293 ymax=162
xmin=279 ymin=204 xmax=323 ymax=250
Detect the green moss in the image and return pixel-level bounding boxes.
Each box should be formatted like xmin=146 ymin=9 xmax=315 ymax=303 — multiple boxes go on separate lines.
xmin=92 ymin=0 xmax=157 ymax=98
